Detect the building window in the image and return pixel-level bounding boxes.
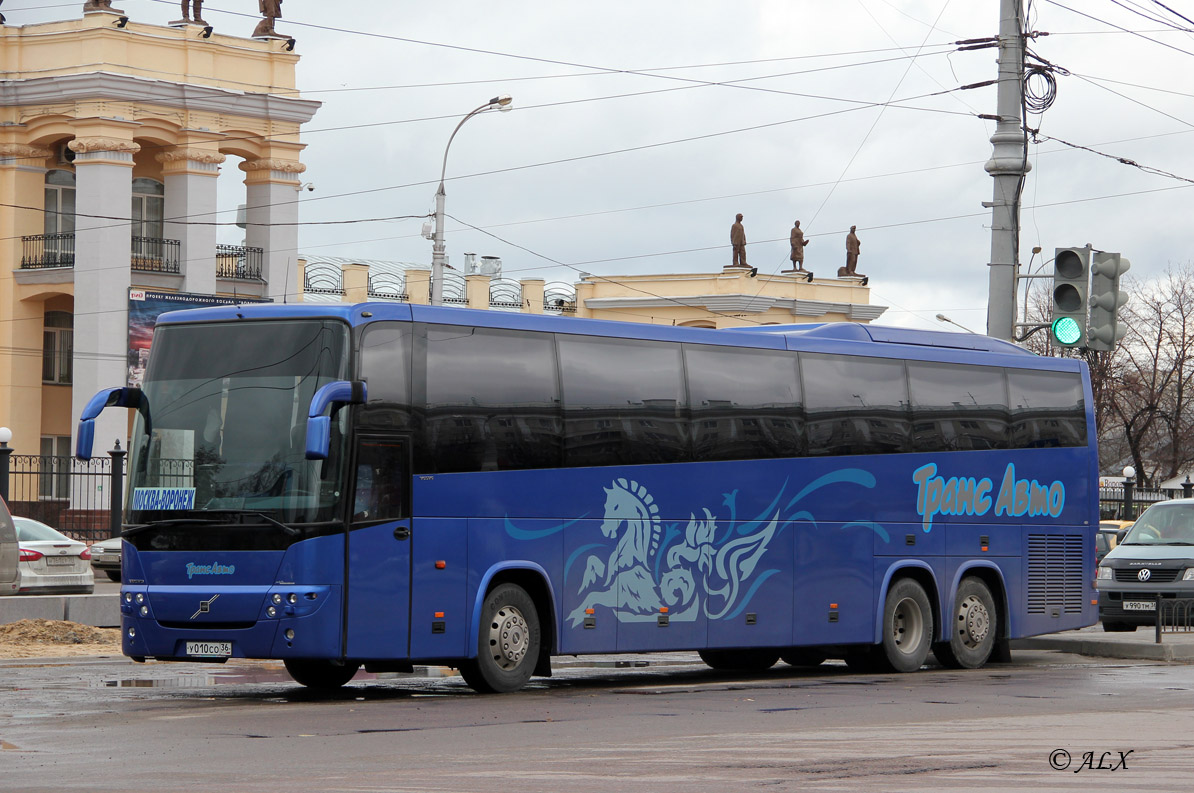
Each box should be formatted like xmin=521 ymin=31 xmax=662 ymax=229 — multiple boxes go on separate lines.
xmin=131 ymin=178 xmax=165 ymax=239
xmin=44 ymin=169 xmax=76 ymax=236
xmin=39 ymin=436 xmax=72 ymax=500
xmin=43 ymin=311 xmax=73 ymax=384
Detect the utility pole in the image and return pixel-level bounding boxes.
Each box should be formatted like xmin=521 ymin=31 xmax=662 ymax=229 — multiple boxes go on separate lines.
xmin=984 ymin=0 xmax=1029 ymax=341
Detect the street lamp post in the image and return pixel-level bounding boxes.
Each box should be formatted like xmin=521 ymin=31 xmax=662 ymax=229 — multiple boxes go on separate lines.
xmin=431 ymin=95 xmax=513 ymax=306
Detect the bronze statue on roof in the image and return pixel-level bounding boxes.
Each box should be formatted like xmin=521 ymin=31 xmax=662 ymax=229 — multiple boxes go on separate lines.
xmin=252 ymin=0 xmax=284 ymax=37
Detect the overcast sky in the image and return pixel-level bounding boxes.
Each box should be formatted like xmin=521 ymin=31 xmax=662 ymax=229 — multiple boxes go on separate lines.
xmin=10 ymin=0 xmax=1194 ymax=333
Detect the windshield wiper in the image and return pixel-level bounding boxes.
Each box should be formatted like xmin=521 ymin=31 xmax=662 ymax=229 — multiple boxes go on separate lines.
xmin=122 ymin=518 xmax=225 ymax=537
xmin=121 ymin=511 xmax=299 ymax=538
xmin=190 ymin=509 xmax=300 ymax=537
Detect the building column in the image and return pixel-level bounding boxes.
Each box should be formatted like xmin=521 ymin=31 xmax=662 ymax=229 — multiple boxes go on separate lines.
xmin=70 ymin=136 xmax=136 ymax=507
xmin=242 ymin=158 xmax=303 ymax=302
xmin=0 ymin=144 xmax=53 ymax=455
xmin=465 ymin=274 xmax=490 ymax=309
xmin=406 ymin=270 xmax=430 ymax=305
xmin=520 ymin=278 xmax=544 ymax=314
xmin=341 ymin=262 xmax=368 ymax=303
xmin=158 ymin=147 xmax=225 ymax=295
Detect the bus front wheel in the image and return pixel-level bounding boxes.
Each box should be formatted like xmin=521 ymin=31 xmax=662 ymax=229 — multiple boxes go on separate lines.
xmin=933 ymin=577 xmax=998 ymax=669
xmin=283 ymin=659 xmax=361 ymax=689
xmin=460 ymin=583 xmax=541 ymax=693
xmin=878 ymin=578 xmax=933 ymax=672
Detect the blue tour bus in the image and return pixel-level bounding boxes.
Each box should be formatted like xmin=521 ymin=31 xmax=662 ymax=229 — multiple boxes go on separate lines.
xmin=78 ymin=302 xmax=1098 ymax=692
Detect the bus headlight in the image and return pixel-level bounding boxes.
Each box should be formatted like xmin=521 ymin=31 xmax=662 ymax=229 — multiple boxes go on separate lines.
xmin=267 ymin=606 xmax=277 ymax=617
xmin=1097 ymin=566 xmax=1112 ymax=580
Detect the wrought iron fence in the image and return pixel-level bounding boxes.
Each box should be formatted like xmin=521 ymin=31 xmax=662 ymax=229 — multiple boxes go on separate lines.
xmin=5 ymin=455 xmax=114 ymax=542
xmin=216 ymin=244 xmax=264 ymax=280
xmin=131 ymin=236 xmax=181 ymax=274
xmin=21 ymin=232 xmax=75 ymax=268
xmin=1156 ymin=599 xmax=1194 ymax=643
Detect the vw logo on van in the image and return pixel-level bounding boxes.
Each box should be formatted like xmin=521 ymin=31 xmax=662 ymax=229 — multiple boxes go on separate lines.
xmin=1138 ymin=569 xmax=1152 ymax=582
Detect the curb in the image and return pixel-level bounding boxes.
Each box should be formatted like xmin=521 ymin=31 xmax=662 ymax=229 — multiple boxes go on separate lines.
xmin=1012 ymin=635 xmax=1194 ymax=662
xmin=0 ymin=594 xmax=120 ymax=628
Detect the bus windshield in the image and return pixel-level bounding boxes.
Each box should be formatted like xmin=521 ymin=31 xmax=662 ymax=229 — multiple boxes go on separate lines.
xmin=126 ymin=319 xmax=350 ymax=525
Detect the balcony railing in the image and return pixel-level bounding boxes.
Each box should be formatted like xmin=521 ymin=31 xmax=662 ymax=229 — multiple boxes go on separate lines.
xmin=216 ymin=244 xmax=264 ymax=280
xmin=21 ymin=233 xmax=75 ymax=268
xmin=130 ymin=236 xmax=181 ymax=274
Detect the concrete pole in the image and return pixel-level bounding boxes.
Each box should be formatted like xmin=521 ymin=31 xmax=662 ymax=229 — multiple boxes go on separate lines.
xmin=984 ymin=0 xmax=1030 ymax=341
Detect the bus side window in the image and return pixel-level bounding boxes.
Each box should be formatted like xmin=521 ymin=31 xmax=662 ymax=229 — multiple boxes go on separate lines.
xmin=353 ymin=438 xmax=408 ymax=522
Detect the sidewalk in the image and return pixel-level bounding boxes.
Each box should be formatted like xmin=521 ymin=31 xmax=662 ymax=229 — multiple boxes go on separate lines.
xmin=1013 ymin=623 xmax=1194 ymax=662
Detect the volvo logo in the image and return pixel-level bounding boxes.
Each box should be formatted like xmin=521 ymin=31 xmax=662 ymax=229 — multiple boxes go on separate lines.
xmin=190 ymin=594 xmax=220 ymax=620
xmin=1138 ymin=569 xmax=1152 ymax=582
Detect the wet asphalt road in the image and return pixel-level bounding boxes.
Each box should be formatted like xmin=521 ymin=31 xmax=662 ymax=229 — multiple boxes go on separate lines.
xmin=2 ymin=649 xmax=1192 ymax=792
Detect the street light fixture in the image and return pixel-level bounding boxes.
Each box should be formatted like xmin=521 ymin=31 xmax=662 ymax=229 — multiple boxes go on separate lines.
xmin=431 ymin=95 xmax=514 ymax=306
xmin=935 ymin=313 xmax=979 ymax=335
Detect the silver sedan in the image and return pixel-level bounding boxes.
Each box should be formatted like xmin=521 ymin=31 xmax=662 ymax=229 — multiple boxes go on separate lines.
xmin=14 ymin=517 xmax=95 ymax=595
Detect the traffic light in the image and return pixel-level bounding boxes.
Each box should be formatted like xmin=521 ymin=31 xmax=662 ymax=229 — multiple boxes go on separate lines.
xmin=1051 ymin=246 xmax=1090 ymax=347
xmin=1088 ymin=251 xmax=1130 ymax=351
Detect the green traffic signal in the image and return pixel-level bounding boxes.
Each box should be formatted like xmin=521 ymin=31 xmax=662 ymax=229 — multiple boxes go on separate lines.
xmin=1051 ymin=316 xmax=1082 ymax=345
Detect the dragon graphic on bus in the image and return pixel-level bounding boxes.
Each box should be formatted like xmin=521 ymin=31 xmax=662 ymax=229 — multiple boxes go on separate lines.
xmin=505 ymin=469 xmax=884 ymax=628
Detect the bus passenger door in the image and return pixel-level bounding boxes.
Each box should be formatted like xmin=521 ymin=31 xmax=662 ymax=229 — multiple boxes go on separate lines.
xmin=345 ymin=435 xmax=411 ymax=660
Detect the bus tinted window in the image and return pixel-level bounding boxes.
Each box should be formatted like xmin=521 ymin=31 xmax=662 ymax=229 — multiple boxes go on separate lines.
xmin=908 ymin=362 xmax=1009 ymax=452
xmin=358 ymin=322 xmax=413 ymax=430
xmin=424 ymin=326 xmax=561 ymax=473
xmin=1008 ymin=369 xmax=1087 ymax=448
xmin=686 ymin=345 xmax=803 ymax=461
xmin=559 ymin=335 xmax=688 ymax=467
xmin=803 ymin=354 xmax=910 ymax=456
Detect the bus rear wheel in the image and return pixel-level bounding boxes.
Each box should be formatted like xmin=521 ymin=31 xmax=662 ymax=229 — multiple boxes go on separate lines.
xmin=283 ymin=659 xmax=361 ymax=689
xmin=698 ymin=648 xmax=779 ymax=671
xmin=460 ymin=583 xmax=541 ymax=693
xmin=877 ymin=578 xmax=933 ymax=672
xmin=933 ymin=577 xmax=998 ymax=669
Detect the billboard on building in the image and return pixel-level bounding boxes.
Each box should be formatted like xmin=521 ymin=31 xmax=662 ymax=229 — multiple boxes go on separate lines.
xmin=128 ymin=289 xmax=271 ymax=387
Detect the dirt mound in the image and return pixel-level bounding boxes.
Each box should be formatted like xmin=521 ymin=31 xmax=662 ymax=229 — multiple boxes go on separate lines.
xmin=0 ymin=619 xmax=121 ymax=658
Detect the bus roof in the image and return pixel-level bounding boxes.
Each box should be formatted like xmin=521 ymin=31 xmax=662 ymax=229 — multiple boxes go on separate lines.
xmin=155 ymin=301 xmax=1058 ymax=368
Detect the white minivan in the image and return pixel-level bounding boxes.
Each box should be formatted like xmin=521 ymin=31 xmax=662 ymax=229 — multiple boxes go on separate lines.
xmin=0 ymin=496 xmax=21 ymax=595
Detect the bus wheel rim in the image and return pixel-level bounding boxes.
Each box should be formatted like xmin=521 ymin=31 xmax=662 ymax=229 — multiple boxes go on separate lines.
xmin=957 ymin=594 xmax=990 ymax=648
xmin=892 ymin=596 xmax=924 ymax=654
xmin=489 ymin=605 xmax=529 ymax=670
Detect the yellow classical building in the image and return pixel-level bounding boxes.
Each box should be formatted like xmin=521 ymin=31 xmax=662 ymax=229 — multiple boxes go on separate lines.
xmin=0 ymin=6 xmax=318 ymax=460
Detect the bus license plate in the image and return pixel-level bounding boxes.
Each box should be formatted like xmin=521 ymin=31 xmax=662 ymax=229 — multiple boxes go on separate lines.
xmin=186 ymin=641 xmax=232 ymax=657
xmin=1123 ymin=601 xmax=1155 ymax=611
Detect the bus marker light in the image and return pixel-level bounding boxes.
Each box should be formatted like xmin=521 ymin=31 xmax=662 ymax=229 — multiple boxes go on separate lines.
xmin=981 ymin=546 xmax=989 ymax=552
xmin=285 ymin=629 xmax=295 ymax=640
xmin=434 ymin=611 xmax=444 ymax=618
xmin=435 ymin=561 xmax=446 ymax=569
xmin=585 ymin=608 xmax=595 ymax=615
xmin=659 ymin=606 xmax=668 ymax=613
xmin=830 ymin=603 xmax=838 ymax=609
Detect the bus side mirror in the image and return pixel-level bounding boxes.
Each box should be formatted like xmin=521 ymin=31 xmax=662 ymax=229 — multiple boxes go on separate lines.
xmin=305 ymin=380 xmax=367 ymax=460
xmin=76 ymin=387 xmax=147 ymax=461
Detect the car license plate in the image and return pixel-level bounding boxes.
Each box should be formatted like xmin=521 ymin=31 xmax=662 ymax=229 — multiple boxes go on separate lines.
xmin=45 ymin=556 xmax=74 ymax=567
xmin=1123 ymin=601 xmax=1156 ymax=611
xmin=97 ymin=554 xmax=118 ymax=563
xmin=185 ymin=641 xmax=232 ymax=657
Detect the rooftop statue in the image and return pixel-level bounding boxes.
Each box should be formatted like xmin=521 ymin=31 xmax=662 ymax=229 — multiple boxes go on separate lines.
xmin=252 ymin=0 xmax=284 ymax=37
xmin=729 ymin=213 xmax=747 ymax=268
